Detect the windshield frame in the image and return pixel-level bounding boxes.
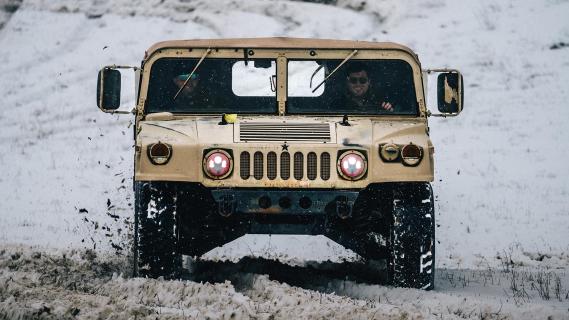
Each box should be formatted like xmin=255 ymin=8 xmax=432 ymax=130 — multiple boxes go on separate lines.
xmin=139 ymin=48 xmax=426 ymax=117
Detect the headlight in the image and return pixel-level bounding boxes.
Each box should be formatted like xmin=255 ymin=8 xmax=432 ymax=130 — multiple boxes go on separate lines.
xmin=203 ymin=150 xmax=233 ymax=179
xmin=337 ymin=150 xmax=367 ymax=181
xmin=401 ymin=144 xmax=423 ymax=166
xmin=147 ymin=142 xmax=172 ymax=165
xmin=379 ymin=143 xmax=400 ymax=162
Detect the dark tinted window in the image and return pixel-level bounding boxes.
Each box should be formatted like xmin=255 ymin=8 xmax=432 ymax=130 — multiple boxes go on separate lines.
xmin=287 ymin=59 xmax=418 ymax=115
xmin=146 ymin=58 xmax=277 ymax=114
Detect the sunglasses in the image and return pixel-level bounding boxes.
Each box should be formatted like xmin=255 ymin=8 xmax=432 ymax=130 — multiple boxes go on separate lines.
xmin=177 ymin=73 xmax=199 ymax=81
xmin=348 ymin=76 xmax=369 ymax=84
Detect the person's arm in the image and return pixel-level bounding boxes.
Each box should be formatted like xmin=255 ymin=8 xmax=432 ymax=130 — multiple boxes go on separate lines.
xmin=381 ymin=101 xmax=394 ymax=111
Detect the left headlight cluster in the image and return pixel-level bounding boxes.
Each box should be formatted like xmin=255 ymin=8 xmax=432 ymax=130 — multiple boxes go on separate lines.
xmin=147 ymin=142 xmax=172 ymax=165
xmin=379 ymin=143 xmax=424 ymax=166
xmin=203 ymin=149 xmax=233 ymax=179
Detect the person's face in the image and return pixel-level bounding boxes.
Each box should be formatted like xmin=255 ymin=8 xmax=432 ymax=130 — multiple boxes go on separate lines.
xmin=347 ymin=70 xmax=369 ymax=97
xmin=173 ymin=76 xmax=199 ymax=96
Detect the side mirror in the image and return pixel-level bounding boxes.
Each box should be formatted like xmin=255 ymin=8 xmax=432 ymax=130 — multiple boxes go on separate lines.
xmin=97 ymin=67 xmax=121 ymax=111
xmin=437 ymin=71 xmax=464 ymax=114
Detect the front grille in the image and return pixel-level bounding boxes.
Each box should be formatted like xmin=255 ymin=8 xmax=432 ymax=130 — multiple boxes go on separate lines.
xmin=239 ymin=150 xmax=332 ymax=181
xmin=239 ymin=122 xmax=331 ymax=142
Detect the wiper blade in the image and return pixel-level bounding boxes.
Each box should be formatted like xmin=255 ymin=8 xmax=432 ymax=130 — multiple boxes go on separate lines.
xmin=311 ymin=49 xmax=358 ymax=93
xmin=309 ymin=64 xmax=324 ymax=89
xmin=173 ymin=47 xmax=212 ymax=101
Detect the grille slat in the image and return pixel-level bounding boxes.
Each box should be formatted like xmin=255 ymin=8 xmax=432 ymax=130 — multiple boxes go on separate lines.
xmin=267 ymin=152 xmax=277 ymax=180
xmin=307 ymin=152 xmax=317 ymax=180
xmin=294 ymin=152 xmax=304 ymax=180
xmin=240 ymin=152 xmax=250 ymax=179
xmin=239 ymin=137 xmax=331 ymax=141
xmin=240 ymin=122 xmax=331 ymax=142
xmin=240 ymin=129 xmax=330 ymax=132
xmin=253 ymin=152 xmax=263 ymax=180
xmin=321 ymin=152 xmax=331 ymax=180
xmin=240 ymin=132 xmax=330 ymax=135
xmin=281 ymin=152 xmax=290 ymax=180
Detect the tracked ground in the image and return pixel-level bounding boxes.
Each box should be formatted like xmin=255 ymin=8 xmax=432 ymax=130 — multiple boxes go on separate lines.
xmin=0 ymin=246 xmax=417 ymax=319
xmin=2 ymin=245 xmax=568 ymax=319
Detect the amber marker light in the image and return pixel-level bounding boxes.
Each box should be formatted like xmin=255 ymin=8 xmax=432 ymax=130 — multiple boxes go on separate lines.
xmin=337 ymin=150 xmax=367 ymax=181
xmin=203 ymin=150 xmax=233 ymax=179
xmin=401 ymin=143 xmax=423 ymax=166
xmin=147 ymin=142 xmax=172 ymax=165
xmin=380 ymin=143 xmax=400 ymax=162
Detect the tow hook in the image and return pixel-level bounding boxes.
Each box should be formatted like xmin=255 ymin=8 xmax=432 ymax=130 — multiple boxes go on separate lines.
xmin=217 ymin=194 xmax=236 ymax=217
xmin=336 ymin=196 xmax=353 ymax=219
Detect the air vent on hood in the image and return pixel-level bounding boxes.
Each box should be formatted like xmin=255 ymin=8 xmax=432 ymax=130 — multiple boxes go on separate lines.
xmin=238 ymin=122 xmax=332 ymax=143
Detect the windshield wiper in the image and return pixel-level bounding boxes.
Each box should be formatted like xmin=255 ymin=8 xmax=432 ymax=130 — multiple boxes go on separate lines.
xmin=309 ymin=64 xmax=324 ymax=89
xmin=311 ymin=49 xmax=358 ymax=93
xmin=173 ymin=47 xmax=212 ymax=101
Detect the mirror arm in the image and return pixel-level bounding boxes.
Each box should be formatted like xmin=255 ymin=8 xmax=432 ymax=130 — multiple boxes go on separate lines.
xmin=423 ymin=68 xmax=460 ymax=74
xmin=106 ymin=65 xmax=140 ymax=71
xmin=105 ymin=109 xmax=136 ymax=115
xmin=428 ymin=112 xmax=460 ymax=118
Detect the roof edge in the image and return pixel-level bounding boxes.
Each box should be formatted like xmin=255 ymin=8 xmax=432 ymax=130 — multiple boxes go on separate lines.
xmin=145 ymin=37 xmax=419 ymax=61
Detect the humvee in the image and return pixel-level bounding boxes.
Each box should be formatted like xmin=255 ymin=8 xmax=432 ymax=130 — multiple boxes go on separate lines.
xmin=97 ymin=37 xmax=463 ymax=290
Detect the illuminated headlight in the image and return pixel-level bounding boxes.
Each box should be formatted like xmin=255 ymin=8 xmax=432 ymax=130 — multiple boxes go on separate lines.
xmin=147 ymin=142 xmax=172 ymax=165
xmin=401 ymin=144 xmax=423 ymax=166
xmin=203 ymin=150 xmax=233 ymax=179
xmin=337 ymin=151 xmax=367 ymax=181
xmin=380 ymin=143 xmax=400 ymax=162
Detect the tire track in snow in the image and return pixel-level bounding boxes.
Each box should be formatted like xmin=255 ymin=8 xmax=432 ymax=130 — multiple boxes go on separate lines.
xmin=0 ymin=245 xmax=413 ymax=319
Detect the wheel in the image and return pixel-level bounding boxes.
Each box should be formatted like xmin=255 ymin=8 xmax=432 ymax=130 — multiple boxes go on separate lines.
xmin=323 ymin=186 xmax=391 ymax=284
xmin=134 ymin=181 xmax=182 ymax=279
xmin=388 ymin=182 xmax=435 ymax=290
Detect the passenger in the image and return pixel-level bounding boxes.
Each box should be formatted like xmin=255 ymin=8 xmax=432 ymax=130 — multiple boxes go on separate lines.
xmin=341 ymin=62 xmax=393 ymax=112
xmin=172 ymin=73 xmax=210 ymax=108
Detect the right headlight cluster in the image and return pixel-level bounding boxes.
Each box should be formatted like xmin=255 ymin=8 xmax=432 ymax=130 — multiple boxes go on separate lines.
xmin=379 ymin=143 xmax=424 ymax=166
xmin=337 ymin=150 xmax=367 ymax=181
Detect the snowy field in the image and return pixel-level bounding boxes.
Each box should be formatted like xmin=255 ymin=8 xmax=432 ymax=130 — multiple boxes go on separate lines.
xmin=1 ymin=0 xmax=569 ymax=318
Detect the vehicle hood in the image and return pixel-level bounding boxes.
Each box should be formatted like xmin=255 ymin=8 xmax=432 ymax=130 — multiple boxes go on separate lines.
xmin=138 ymin=115 xmax=427 ymax=147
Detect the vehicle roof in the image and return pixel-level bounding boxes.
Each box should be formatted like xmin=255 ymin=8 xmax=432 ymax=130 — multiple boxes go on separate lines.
xmin=146 ymin=37 xmax=419 ymax=62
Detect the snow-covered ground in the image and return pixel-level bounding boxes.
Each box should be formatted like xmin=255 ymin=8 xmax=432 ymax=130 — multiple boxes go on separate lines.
xmin=1 ymin=0 xmax=568 ymax=318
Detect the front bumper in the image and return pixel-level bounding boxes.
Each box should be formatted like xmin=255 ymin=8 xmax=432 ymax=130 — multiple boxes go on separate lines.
xmin=211 ymin=189 xmax=360 ymax=218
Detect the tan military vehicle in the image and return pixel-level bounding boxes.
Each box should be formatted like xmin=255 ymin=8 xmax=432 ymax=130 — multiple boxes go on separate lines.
xmin=97 ymin=37 xmax=463 ymax=290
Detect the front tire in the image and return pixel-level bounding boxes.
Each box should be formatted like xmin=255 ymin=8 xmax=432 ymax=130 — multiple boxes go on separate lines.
xmin=388 ymin=183 xmax=435 ymax=290
xmin=134 ymin=181 xmax=182 ymax=279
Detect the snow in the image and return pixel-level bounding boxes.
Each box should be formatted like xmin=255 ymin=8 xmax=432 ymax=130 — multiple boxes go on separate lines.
xmin=1 ymin=0 xmax=569 ymax=318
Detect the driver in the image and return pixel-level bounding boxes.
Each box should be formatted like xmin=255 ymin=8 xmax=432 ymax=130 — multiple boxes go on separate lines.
xmin=341 ymin=62 xmax=393 ymax=112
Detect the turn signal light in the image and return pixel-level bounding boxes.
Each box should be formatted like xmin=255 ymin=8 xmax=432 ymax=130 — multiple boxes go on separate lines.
xmin=147 ymin=142 xmax=172 ymax=165
xmin=401 ymin=144 xmax=423 ymax=166
xmin=379 ymin=143 xmax=400 ymax=162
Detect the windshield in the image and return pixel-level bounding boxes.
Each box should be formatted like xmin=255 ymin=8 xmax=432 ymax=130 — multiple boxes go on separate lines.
xmin=287 ymin=59 xmax=418 ymax=115
xmin=146 ymin=58 xmax=277 ymax=114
